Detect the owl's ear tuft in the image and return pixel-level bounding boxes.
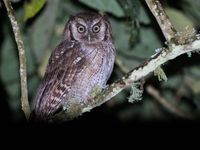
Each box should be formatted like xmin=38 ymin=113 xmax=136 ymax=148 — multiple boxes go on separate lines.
xmin=63 ymin=15 xmax=75 ymax=41
xmin=102 ymin=14 xmax=112 ymax=41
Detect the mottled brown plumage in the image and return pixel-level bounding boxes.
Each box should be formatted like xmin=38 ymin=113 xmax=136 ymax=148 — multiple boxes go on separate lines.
xmin=33 ymin=12 xmax=115 ymax=121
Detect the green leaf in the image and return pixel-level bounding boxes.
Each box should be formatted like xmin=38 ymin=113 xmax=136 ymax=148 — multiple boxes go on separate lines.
xmin=133 ymin=27 xmax=163 ymax=58
xmin=112 ymin=20 xmax=163 ymax=69
xmin=165 ymin=7 xmax=194 ymax=31
xmin=23 ymin=0 xmax=46 ymax=21
xmin=0 ymin=25 xmax=21 ymax=119
xmin=117 ymin=0 xmax=141 ymax=46
xmin=29 ymin=0 xmax=60 ymax=63
xmin=181 ymin=0 xmax=200 ymax=26
xmin=79 ymin=0 xmax=125 ymax=17
xmin=0 ymin=22 xmax=41 ymax=118
xmin=0 ymin=34 xmax=19 ymax=84
xmin=139 ymin=4 xmax=151 ymax=24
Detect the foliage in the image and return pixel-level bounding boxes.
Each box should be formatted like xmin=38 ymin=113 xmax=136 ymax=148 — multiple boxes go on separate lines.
xmin=23 ymin=0 xmax=46 ymax=21
xmin=79 ymin=0 xmax=124 ymax=17
xmin=0 ymin=0 xmax=200 ymax=122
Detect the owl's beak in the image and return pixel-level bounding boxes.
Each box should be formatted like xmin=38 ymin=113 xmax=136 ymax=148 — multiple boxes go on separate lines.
xmin=87 ymin=34 xmax=91 ymax=44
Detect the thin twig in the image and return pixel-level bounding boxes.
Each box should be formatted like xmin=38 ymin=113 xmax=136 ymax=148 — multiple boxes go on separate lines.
xmin=3 ymin=0 xmax=30 ymax=119
xmin=145 ymin=0 xmax=177 ymax=42
xmin=146 ymin=85 xmax=194 ymax=119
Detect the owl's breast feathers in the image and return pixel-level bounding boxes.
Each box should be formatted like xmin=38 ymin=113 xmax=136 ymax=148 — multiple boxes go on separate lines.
xmin=34 ymin=40 xmax=115 ymax=119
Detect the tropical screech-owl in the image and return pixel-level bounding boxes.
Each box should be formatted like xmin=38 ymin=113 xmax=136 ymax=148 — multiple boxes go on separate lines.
xmin=33 ymin=12 xmax=115 ymax=121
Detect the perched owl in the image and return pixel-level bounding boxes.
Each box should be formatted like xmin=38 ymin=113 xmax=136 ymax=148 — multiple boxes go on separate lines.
xmin=32 ymin=12 xmax=115 ymax=121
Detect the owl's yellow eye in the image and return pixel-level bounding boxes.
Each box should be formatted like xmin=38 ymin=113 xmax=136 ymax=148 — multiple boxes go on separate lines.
xmin=77 ymin=25 xmax=85 ymax=33
xmin=92 ymin=25 xmax=100 ymax=33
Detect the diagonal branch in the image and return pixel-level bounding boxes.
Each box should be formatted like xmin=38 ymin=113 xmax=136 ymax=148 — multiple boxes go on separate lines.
xmin=3 ymin=0 xmax=30 ymax=119
xmin=145 ymin=0 xmax=177 ymax=42
xmin=79 ymin=38 xmax=200 ymax=115
xmin=58 ymin=37 xmax=200 ymax=121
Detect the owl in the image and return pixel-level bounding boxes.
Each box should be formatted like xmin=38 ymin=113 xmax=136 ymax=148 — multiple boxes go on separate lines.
xmin=32 ymin=12 xmax=115 ymax=121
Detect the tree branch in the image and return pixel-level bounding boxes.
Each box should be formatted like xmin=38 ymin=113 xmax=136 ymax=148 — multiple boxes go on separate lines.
xmin=59 ymin=36 xmax=200 ymax=120
xmin=3 ymin=0 xmax=30 ymax=119
xmin=146 ymin=85 xmax=194 ymax=119
xmin=145 ymin=0 xmax=177 ymax=42
xmin=57 ymin=0 xmax=200 ymax=121
xmin=74 ymin=37 xmax=200 ymax=118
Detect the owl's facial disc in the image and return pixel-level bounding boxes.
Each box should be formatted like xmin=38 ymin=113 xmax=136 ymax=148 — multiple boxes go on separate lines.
xmin=70 ymin=15 xmax=107 ymax=43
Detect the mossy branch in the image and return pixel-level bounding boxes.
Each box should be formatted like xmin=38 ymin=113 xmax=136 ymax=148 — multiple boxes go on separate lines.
xmin=3 ymin=0 xmax=30 ymax=119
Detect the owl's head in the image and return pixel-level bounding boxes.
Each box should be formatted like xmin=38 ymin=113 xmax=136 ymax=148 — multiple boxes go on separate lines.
xmin=64 ymin=12 xmax=112 ymax=43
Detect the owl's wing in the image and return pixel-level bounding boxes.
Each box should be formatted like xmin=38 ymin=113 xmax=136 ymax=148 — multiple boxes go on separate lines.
xmin=34 ymin=40 xmax=86 ymax=117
